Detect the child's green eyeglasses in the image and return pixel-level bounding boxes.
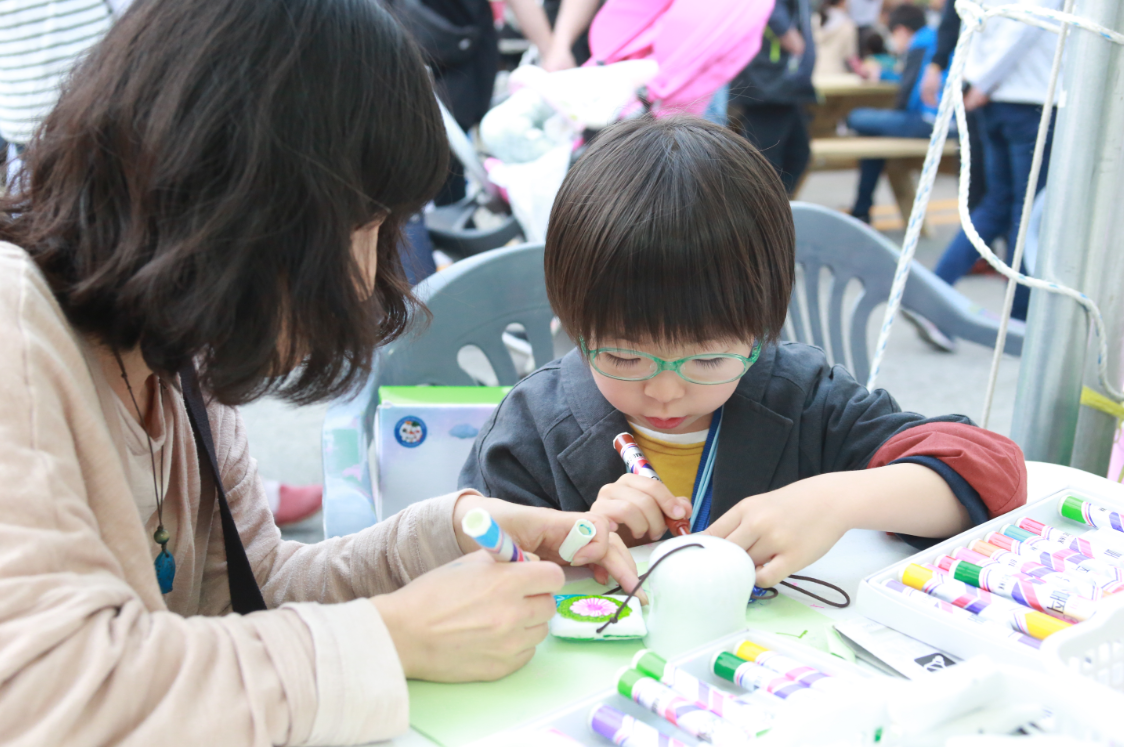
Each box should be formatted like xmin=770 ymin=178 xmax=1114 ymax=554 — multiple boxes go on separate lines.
xmin=579 ymin=340 xmax=762 ymax=385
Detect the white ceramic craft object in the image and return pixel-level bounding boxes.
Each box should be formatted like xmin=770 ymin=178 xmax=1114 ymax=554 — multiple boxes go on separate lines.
xmin=643 ymin=535 xmax=756 ymax=658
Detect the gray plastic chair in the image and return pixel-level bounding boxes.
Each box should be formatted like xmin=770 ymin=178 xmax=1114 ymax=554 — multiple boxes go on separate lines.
xmin=321 ymin=243 xmax=553 ymax=537
xmin=787 ymin=202 xmax=1023 ymax=385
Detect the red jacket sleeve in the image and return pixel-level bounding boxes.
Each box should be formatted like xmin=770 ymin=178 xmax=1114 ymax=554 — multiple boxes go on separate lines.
xmin=867 ymin=421 xmax=1027 ymax=518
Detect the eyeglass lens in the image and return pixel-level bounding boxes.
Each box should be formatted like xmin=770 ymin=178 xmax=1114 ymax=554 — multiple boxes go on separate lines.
xmin=592 ymin=351 xmax=746 ymax=383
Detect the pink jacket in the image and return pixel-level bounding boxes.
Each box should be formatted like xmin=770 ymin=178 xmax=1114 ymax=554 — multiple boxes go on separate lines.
xmin=587 ymin=0 xmax=776 ymax=115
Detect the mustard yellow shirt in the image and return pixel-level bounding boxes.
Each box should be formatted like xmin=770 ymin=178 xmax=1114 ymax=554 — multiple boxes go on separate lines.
xmin=629 ymin=423 xmax=709 ymax=501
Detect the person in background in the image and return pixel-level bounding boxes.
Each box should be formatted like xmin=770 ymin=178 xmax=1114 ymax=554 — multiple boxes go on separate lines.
xmin=813 ymin=0 xmax=859 ymax=77
xmin=388 ymin=0 xmax=500 ymax=205
xmin=541 ymin=0 xmax=600 ymax=71
xmin=729 ymin=0 xmax=817 ymax=196
xmin=847 ymin=4 xmax=938 ymax=224
xmin=921 ymin=0 xmax=987 ymax=212
xmin=0 ymin=0 xmax=126 ymax=186
xmin=848 ymin=0 xmax=884 ymax=53
xmin=930 ymin=0 xmax=1063 ymax=328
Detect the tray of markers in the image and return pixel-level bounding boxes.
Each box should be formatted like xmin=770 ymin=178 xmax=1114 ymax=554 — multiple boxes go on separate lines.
xmin=857 ymin=487 xmax=1124 ymax=671
xmin=486 ymin=628 xmax=882 ymax=747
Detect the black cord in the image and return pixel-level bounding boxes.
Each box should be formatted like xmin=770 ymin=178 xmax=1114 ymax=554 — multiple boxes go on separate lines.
xmin=778 ymin=575 xmax=851 ymax=608
xmin=596 ymin=543 xmax=704 ymax=634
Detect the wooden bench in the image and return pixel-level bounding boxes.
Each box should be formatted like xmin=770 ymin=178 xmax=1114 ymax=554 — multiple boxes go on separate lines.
xmin=803 ymin=136 xmax=959 ymax=234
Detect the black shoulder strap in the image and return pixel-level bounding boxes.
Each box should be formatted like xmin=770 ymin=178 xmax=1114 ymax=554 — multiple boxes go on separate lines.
xmin=180 ymin=365 xmax=267 ymax=614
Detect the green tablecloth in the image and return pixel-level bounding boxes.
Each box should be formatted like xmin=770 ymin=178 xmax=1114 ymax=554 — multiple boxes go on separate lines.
xmin=408 ymin=577 xmax=850 ymax=747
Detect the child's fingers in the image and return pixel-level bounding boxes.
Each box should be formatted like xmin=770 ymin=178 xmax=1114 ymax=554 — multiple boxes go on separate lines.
xmin=753 ymin=554 xmax=794 ymax=589
xmin=702 ymin=506 xmax=748 ymax=545
xmin=619 ymin=474 xmax=690 ymax=521
xmin=600 ymin=498 xmax=652 ymax=541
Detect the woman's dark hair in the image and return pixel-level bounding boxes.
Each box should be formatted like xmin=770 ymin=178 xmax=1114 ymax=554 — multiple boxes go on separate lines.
xmin=546 ymin=117 xmax=794 ymax=348
xmin=2 ymin=0 xmax=448 ymax=405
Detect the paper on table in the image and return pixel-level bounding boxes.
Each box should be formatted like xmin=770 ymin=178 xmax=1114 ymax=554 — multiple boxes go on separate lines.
xmin=408 ymin=577 xmax=842 ymax=746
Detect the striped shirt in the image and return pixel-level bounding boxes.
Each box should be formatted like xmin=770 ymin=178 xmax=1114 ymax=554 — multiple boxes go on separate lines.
xmin=0 ymin=0 xmax=113 ymax=144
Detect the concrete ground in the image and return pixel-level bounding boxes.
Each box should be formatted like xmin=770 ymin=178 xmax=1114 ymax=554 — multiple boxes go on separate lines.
xmin=244 ymin=169 xmax=1020 ymax=543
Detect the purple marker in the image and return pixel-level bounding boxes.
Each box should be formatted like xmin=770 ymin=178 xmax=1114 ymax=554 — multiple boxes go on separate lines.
xmin=590 ymin=703 xmax=691 ymax=747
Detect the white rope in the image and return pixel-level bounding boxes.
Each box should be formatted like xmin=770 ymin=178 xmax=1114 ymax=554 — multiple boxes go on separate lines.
xmin=864 ymin=0 xmax=1124 ymax=414
xmin=980 ymin=0 xmax=1073 ymax=429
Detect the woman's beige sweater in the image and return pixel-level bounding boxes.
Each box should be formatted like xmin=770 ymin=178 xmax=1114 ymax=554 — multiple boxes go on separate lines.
xmin=0 ymin=242 xmax=469 ymax=746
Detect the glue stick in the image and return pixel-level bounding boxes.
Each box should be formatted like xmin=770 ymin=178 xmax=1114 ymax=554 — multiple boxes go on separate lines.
xmin=986 ymin=530 xmax=1123 ymax=584
xmin=589 ymin=704 xmax=691 ymax=747
xmin=1058 ymin=495 xmax=1124 ymax=534
xmin=732 ymin=641 xmax=846 ymax=694
xmin=614 ymin=433 xmax=691 ymax=536
xmin=936 ymin=557 xmax=1095 ymax=622
xmin=711 ymin=652 xmax=821 ymax=705
xmin=1017 ymin=516 xmax=1124 ymax=566
xmin=899 ymin=563 xmax=1071 ymax=640
xmin=632 ymin=649 xmax=773 ymax=737
xmin=617 ymin=668 xmax=754 ymax=747
xmin=880 ymin=579 xmax=1041 ymax=649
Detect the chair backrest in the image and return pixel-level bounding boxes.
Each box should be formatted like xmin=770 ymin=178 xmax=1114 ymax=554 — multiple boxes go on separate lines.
xmin=321 ymin=243 xmax=552 ymax=537
xmin=380 ymin=242 xmax=554 ymax=386
xmin=786 ymin=202 xmax=1023 ymax=384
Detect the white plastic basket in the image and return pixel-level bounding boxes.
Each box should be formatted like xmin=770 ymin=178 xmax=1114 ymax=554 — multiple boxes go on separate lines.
xmin=1042 ymin=588 xmax=1124 ymax=693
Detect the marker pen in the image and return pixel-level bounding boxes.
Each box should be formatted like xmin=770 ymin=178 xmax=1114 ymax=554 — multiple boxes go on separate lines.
xmin=614 ymin=433 xmax=691 ymax=536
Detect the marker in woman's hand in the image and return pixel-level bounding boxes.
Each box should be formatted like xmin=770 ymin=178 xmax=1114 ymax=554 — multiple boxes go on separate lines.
xmin=613 ymin=433 xmax=691 ymax=536
xmin=461 ymin=507 xmax=528 ymax=562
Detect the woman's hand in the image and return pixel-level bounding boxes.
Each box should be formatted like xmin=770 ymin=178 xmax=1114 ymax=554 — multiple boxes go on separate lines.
xmin=590 ymin=473 xmax=692 ymax=546
xmin=703 ymin=476 xmax=848 ymax=588
xmin=373 ymin=551 xmax=563 ymax=681
xmin=453 ymin=494 xmax=644 ymax=599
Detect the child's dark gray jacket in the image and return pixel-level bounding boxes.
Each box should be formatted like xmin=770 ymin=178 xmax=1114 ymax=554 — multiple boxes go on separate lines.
xmin=458 ymin=343 xmax=1028 ymax=536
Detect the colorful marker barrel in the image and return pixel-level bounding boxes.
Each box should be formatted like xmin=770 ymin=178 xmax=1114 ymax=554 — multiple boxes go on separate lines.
xmin=614 ymin=434 xmax=662 ymax=481
xmin=460 ymin=507 xmax=526 ymax=562
xmin=900 ymin=564 xmax=1071 ymax=640
xmin=880 ymin=579 xmax=1041 ymax=649
xmin=589 ymin=704 xmax=691 ymax=747
xmin=618 ymin=669 xmax=753 ymax=747
xmin=1059 ymin=495 xmax=1124 ymax=534
xmin=732 ymin=641 xmax=845 ymax=694
xmin=984 ymin=531 xmax=1121 ymax=585
xmin=941 ymin=550 xmax=1097 ymax=602
xmin=1017 ymin=516 xmax=1124 ymax=567
xmin=613 ymin=433 xmax=691 ymax=536
xmin=632 ymin=650 xmax=772 ymax=737
xmin=934 ymin=557 xmax=1095 ymax=622
xmin=966 ymin=542 xmax=1106 ymax=598
xmin=712 ymin=652 xmax=821 ymax=705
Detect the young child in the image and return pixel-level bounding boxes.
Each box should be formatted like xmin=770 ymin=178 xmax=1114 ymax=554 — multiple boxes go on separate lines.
xmin=459 ymin=117 xmax=1026 ymax=588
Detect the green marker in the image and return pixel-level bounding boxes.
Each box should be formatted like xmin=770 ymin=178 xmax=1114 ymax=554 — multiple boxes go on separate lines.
xmin=631 ymin=650 xmax=772 ymax=736
xmin=1060 ymin=494 xmax=1124 ymax=534
xmin=616 ymin=668 xmax=754 ymax=746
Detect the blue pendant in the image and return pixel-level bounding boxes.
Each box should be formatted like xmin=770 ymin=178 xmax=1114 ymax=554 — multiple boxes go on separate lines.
xmin=155 ymin=549 xmax=176 ymax=594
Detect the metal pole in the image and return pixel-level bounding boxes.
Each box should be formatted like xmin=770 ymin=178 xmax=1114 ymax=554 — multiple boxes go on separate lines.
xmin=1069 ymin=32 xmax=1124 ymax=476
xmin=1010 ymin=0 xmax=1124 ymax=465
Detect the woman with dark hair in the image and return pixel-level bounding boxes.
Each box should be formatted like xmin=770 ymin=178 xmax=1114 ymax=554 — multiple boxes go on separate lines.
xmin=0 ymin=0 xmax=638 ymax=743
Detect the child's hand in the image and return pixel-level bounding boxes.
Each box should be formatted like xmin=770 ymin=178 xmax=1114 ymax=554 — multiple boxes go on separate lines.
xmin=703 ymin=475 xmax=849 ymax=588
xmin=590 ymin=474 xmax=693 ymax=545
